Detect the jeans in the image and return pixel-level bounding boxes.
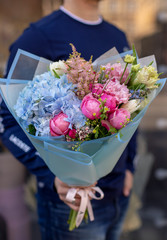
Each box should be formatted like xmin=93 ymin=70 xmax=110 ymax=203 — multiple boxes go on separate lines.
xmin=37 ymin=192 xmax=129 ymax=240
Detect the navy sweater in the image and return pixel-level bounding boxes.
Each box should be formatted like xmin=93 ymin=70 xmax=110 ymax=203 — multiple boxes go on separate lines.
xmin=0 ymin=9 xmax=137 ymax=201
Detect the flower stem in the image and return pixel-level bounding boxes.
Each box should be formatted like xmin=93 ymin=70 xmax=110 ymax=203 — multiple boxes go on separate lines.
xmin=120 ymin=63 xmax=128 ymax=84
xmin=124 ymin=72 xmax=131 ymax=85
xmin=68 ymin=209 xmax=78 ymax=231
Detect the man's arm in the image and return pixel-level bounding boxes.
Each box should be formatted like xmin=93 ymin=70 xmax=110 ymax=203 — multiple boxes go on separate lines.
xmin=0 ymin=24 xmax=55 ymax=190
xmin=123 ymin=130 xmax=138 ymax=196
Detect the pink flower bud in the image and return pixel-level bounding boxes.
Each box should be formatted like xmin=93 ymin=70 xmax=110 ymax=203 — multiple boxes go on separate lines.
xmin=101 ymin=120 xmax=112 ymax=131
xmin=68 ymin=129 xmax=77 ymax=139
xmin=50 ymin=112 xmax=70 ymax=136
xmin=81 ymin=93 xmax=101 ymax=120
xmin=100 ymin=93 xmax=116 ymax=112
xmin=108 ymin=108 xmax=130 ymax=129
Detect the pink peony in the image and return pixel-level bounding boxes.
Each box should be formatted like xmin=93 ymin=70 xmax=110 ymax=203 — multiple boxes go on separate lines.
xmin=80 ymin=93 xmax=94 ymax=104
xmin=68 ymin=129 xmax=77 ymax=139
xmin=104 ymin=63 xmax=129 ymax=84
xmin=81 ymin=93 xmax=101 ymax=120
xmin=50 ymin=112 xmax=70 ymax=136
xmin=108 ymin=108 xmax=131 ymax=129
xmin=104 ymin=80 xmax=131 ymax=105
xmin=100 ymin=93 xmax=116 ymax=112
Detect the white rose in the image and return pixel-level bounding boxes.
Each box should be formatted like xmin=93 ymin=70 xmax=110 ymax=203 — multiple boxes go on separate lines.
xmin=121 ymin=99 xmax=141 ymax=114
xmin=50 ymin=60 xmax=67 ymax=77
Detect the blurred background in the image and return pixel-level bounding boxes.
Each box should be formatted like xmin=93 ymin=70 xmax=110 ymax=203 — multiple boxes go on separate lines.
xmin=0 ymin=0 xmax=167 ymax=239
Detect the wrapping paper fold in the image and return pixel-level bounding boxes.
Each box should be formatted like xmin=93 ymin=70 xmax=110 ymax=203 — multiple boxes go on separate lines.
xmin=0 ymin=49 xmax=166 ymax=186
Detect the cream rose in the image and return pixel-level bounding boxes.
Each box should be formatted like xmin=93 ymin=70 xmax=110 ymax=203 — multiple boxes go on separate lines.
xmin=121 ymin=99 xmax=141 ymax=114
xmin=50 ymin=60 xmax=67 ymax=77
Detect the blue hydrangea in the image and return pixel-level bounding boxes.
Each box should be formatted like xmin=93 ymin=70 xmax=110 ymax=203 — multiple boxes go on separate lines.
xmin=14 ymin=72 xmax=86 ymax=136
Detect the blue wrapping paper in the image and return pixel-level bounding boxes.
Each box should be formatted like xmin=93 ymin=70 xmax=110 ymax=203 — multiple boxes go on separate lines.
xmin=0 ymin=49 xmax=166 ymax=186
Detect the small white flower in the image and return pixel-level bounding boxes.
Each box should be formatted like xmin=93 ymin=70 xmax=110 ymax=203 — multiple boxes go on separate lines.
xmin=50 ymin=61 xmax=67 ymax=77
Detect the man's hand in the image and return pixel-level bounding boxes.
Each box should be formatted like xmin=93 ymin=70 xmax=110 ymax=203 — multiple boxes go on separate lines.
xmin=54 ymin=177 xmax=97 ymax=211
xmin=123 ymin=170 xmax=134 ymax=197
xmin=54 ymin=177 xmax=80 ymax=211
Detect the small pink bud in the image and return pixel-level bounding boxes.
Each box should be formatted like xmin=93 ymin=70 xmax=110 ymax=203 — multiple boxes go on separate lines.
xmin=68 ymin=129 xmax=77 ymax=139
xmin=101 ymin=120 xmax=112 ymax=131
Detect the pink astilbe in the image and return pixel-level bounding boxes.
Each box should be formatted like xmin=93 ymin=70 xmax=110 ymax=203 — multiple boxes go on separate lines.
xmin=92 ymin=83 xmax=104 ymax=97
xmin=104 ymin=80 xmax=131 ymax=105
xmin=66 ymin=44 xmax=99 ymax=99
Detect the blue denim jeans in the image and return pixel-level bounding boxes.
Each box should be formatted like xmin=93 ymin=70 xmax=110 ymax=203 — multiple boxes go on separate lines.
xmin=37 ymin=192 xmax=129 ymax=240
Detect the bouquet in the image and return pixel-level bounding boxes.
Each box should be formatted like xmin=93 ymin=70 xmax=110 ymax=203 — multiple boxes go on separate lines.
xmin=0 ymin=44 xmax=166 ymax=230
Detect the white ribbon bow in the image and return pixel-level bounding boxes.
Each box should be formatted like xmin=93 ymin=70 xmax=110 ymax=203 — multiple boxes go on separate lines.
xmin=66 ymin=186 xmax=104 ymax=227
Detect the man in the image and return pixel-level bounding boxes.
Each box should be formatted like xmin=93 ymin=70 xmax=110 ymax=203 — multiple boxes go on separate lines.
xmin=0 ymin=0 xmax=137 ymax=239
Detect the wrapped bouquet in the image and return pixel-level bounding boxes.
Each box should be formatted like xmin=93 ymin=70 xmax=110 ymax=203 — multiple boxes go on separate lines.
xmin=0 ymin=45 xmax=166 ymax=230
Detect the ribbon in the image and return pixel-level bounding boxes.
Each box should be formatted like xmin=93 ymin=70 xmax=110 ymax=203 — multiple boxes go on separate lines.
xmin=66 ymin=186 xmax=104 ymax=227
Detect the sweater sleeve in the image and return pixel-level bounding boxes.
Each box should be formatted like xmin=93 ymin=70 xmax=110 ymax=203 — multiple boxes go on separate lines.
xmin=0 ymin=24 xmax=55 ymax=191
xmin=5 ymin=24 xmax=53 ymax=75
xmin=126 ymin=130 xmax=138 ymax=174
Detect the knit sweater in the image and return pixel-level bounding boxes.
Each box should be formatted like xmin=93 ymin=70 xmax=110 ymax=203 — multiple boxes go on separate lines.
xmin=0 ymin=8 xmax=137 ymax=201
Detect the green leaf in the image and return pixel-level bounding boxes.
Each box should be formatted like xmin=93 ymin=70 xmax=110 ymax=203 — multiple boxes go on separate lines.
xmin=132 ymin=45 xmax=137 ymax=65
xmin=28 ymin=124 xmax=36 ymax=135
xmin=148 ymin=61 xmax=154 ymax=67
xmin=109 ymin=126 xmax=117 ymax=134
xmin=131 ymin=111 xmax=140 ymax=119
xmin=95 ymin=129 xmax=99 ymax=138
xmin=119 ymin=131 xmax=123 ymax=139
xmin=158 ymin=72 xmax=163 ymax=76
xmin=140 ymin=83 xmax=146 ymax=89
xmin=53 ymin=69 xmax=60 ymax=79
xmin=120 ymin=62 xmax=128 ymax=84
xmin=128 ymin=71 xmax=137 ymax=86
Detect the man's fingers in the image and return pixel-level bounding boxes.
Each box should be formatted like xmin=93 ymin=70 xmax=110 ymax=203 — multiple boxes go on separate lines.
xmin=65 ymin=200 xmax=80 ymax=211
xmin=123 ymin=170 xmax=133 ymax=197
xmin=54 ymin=177 xmax=97 ymax=211
xmin=123 ymin=187 xmax=130 ymax=197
